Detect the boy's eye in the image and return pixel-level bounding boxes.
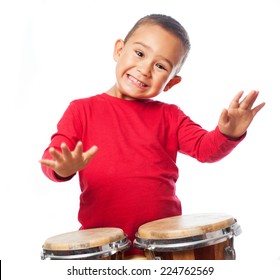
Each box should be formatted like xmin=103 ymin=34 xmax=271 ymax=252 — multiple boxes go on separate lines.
xmin=156 ymin=63 xmax=167 ymax=71
xmin=135 ymin=50 xmax=144 ymax=57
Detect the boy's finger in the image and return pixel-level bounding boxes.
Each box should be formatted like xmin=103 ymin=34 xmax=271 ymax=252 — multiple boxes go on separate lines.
xmin=218 ymin=108 xmax=229 ymax=125
xmin=39 ymin=159 xmax=56 ymax=169
xmin=84 ymin=146 xmax=98 ymax=161
xmin=252 ymin=102 xmax=266 ymax=117
xmin=49 ymin=147 xmax=63 ymax=162
xmin=61 ymin=142 xmax=73 ymax=160
xmin=239 ymin=90 xmax=259 ymax=110
xmin=228 ymin=91 xmax=243 ymax=109
xmin=73 ymin=141 xmax=84 ymax=157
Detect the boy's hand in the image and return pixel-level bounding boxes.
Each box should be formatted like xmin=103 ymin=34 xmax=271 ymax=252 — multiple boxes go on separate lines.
xmin=218 ymin=90 xmax=265 ymax=139
xmin=40 ymin=141 xmax=98 ymax=178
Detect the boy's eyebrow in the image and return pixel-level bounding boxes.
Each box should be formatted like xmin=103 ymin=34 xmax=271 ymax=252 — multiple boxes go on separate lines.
xmin=133 ymin=41 xmax=173 ymax=69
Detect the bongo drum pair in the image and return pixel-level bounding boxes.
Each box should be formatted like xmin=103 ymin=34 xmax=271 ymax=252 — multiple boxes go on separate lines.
xmin=41 ymin=213 xmax=241 ymax=260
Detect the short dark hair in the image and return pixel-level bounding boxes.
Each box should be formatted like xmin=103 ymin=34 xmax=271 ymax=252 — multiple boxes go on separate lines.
xmin=124 ymin=14 xmax=191 ymax=72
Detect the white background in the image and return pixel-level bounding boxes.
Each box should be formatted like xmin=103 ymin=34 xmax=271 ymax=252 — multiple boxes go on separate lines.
xmin=0 ymin=0 xmax=279 ymax=278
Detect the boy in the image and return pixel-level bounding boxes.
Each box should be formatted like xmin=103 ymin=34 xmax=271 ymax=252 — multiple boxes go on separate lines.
xmin=40 ymin=14 xmax=265 ymax=255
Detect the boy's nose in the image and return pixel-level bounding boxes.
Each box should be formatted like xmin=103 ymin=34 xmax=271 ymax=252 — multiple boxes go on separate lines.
xmin=137 ymin=61 xmax=152 ymax=77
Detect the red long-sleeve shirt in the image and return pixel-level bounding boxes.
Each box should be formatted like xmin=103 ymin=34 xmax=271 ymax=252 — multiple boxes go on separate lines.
xmin=41 ymin=93 xmax=244 ymax=254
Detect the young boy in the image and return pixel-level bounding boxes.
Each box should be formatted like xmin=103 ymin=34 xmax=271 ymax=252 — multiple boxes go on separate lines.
xmin=40 ymin=14 xmax=265 ymax=255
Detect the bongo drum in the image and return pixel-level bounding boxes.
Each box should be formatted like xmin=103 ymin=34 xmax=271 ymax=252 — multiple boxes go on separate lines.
xmin=41 ymin=228 xmax=131 ymax=260
xmin=134 ymin=213 xmax=241 ymax=260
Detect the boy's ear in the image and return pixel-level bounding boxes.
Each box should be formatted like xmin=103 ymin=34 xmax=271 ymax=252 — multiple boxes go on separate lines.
xmin=113 ymin=39 xmax=125 ymax=62
xmin=163 ymin=76 xmax=182 ymax=92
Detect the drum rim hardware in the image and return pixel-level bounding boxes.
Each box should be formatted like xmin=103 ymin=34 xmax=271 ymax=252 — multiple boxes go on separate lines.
xmin=41 ymin=235 xmax=131 ymax=260
xmin=134 ymin=221 xmax=241 ymax=252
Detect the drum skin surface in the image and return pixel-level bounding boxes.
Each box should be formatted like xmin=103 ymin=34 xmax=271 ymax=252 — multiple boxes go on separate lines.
xmin=138 ymin=213 xmax=235 ymax=239
xmin=43 ymin=228 xmax=126 ymax=251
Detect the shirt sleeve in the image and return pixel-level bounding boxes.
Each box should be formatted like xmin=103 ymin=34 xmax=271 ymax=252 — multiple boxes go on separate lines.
xmin=41 ymin=101 xmax=82 ymax=182
xmin=177 ymin=108 xmax=245 ymax=163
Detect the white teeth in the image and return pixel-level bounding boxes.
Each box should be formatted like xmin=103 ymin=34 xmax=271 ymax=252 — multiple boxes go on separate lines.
xmin=129 ymin=75 xmax=146 ymax=87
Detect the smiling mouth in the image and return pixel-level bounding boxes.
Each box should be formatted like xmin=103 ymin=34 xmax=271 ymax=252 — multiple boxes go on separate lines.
xmin=127 ymin=74 xmax=148 ymax=88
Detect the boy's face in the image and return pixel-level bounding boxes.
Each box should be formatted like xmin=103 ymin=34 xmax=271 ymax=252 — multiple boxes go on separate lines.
xmin=111 ymin=24 xmax=185 ymax=100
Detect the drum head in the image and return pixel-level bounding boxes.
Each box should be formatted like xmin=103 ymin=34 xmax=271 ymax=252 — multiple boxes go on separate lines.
xmin=43 ymin=228 xmax=126 ymax=251
xmin=138 ymin=213 xmax=235 ymax=239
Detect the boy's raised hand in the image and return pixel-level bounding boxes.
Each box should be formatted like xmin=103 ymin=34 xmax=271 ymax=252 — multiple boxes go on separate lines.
xmin=40 ymin=141 xmax=98 ymax=178
xmin=218 ymin=90 xmax=265 ymax=139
